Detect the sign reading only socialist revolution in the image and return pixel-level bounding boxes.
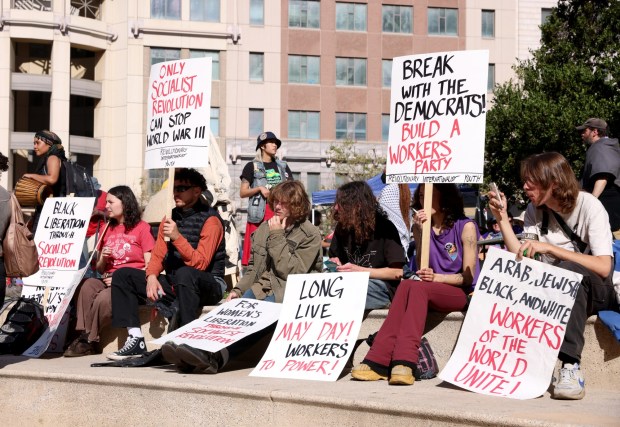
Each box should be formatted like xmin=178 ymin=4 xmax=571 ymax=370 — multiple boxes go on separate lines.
xmin=145 ymin=57 xmax=212 ymax=169
xmin=385 ymin=50 xmax=488 ymax=184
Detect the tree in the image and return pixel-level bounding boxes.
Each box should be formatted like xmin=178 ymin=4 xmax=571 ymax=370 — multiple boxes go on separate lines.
xmin=485 ymin=0 xmax=620 ymax=202
xmin=326 ymin=139 xmax=386 ymax=183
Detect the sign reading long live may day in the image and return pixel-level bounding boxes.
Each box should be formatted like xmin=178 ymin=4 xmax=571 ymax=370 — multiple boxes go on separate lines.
xmin=385 ymin=50 xmax=488 ymax=184
xmin=145 ymin=57 xmax=212 ymax=169
xmin=250 ymin=272 xmax=368 ymax=381
xmin=440 ymin=247 xmax=582 ymax=399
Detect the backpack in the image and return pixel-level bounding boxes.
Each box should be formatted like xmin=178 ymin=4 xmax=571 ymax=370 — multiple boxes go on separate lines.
xmin=0 ymin=297 xmax=48 ymax=355
xmin=63 ymin=160 xmax=96 ymax=198
xmin=247 ymin=159 xmax=288 ymax=223
xmin=366 ymin=333 xmax=439 ymax=380
xmin=3 ymin=193 xmax=40 ymax=278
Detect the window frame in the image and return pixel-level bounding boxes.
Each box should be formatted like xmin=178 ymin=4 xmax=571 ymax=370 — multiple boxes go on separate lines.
xmin=335 ymin=112 xmax=367 ymax=141
xmin=288 ymin=55 xmax=320 ymax=84
xmin=481 ymin=10 xmax=495 ymax=38
xmin=335 ymin=2 xmax=367 ymax=32
xmin=289 ymin=0 xmax=320 ymax=29
xmin=427 ymin=7 xmax=458 ymax=36
xmin=382 ymin=5 xmax=413 ymax=34
xmin=335 ymin=57 xmax=367 ymax=87
xmin=288 ymin=110 xmax=320 ymax=140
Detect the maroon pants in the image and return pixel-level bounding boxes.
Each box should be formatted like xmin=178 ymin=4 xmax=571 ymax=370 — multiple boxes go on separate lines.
xmin=75 ymin=278 xmax=112 ymax=342
xmin=364 ymin=279 xmax=467 ymax=369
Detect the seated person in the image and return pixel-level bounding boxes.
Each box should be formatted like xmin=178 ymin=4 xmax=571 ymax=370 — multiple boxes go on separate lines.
xmin=107 ymin=168 xmax=227 ymax=360
xmin=352 ymin=183 xmax=480 ymax=385
xmin=161 ymin=180 xmax=323 ymax=373
xmin=64 ymin=186 xmax=154 ymax=357
xmin=488 ymin=152 xmax=618 ymax=400
xmin=328 ymin=181 xmax=405 ymax=310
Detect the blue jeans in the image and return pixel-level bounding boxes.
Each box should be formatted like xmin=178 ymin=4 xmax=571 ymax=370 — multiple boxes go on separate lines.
xmin=243 ymin=288 xmax=276 ymax=302
xmin=365 ymin=279 xmax=392 ymax=310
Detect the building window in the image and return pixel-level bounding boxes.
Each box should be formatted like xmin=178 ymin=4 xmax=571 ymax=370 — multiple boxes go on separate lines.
xmin=307 ymin=172 xmax=321 ymax=195
xmin=382 ymin=60 xmax=392 ymax=88
xmin=382 ymin=5 xmax=412 ymax=34
xmin=250 ymin=0 xmax=264 ymax=25
xmin=249 ymin=53 xmax=264 ymax=82
xmin=336 ymin=58 xmax=367 ymax=86
xmin=189 ymin=50 xmax=220 ymax=80
xmin=288 ymin=55 xmax=320 ymax=84
xmin=336 ymin=2 xmax=367 ymax=31
xmin=336 ymin=112 xmax=366 ymax=141
xmin=288 ymin=111 xmax=320 ymax=140
xmin=382 ymin=114 xmax=390 ymax=142
xmin=13 ymin=0 xmax=52 ymax=11
xmin=428 ymin=7 xmax=458 ymax=36
xmin=488 ymin=64 xmax=495 ymax=92
xmin=541 ymin=8 xmax=553 ymax=25
xmin=190 ymin=0 xmax=219 ymax=22
xmin=150 ymin=48 xmax=180 ymax=66
xmin=151 ymin=0 xmax=181 ymax=20
xmin=210 ymin=107 xmax=220 ymax=136
xmin=289 ymin=0 xmax=320 ymax=29
xmin=481 ymin=10 xmax=494 ymax=38
xmin=249 ymin=109 xmax=264 ymax=138
xmin=70 ymin=0 xmax=102 ymax=20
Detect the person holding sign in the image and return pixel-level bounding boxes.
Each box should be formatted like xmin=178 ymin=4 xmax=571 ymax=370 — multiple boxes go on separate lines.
xmin=488 ymin=152 xmax=618 ymax=400
xmin=352 ymin=183 xmax=480 ymax=385
xmin=328 ymin=181 xmax=406 ymax=310
xmin=108 ymin=168 xmax=227 ymax=360
xmin=240 ymin=131 xmax=292 ymax=266
xmin=0 ymin=152 xmax=10 ymax=305
xmin=64 ymin=186 xmax=155 ymax=357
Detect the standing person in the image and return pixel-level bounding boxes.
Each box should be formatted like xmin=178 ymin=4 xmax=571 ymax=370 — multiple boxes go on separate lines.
xmin=328 ymin=181 xmax=405 ymax=310
xmin=22 ymin=130 xmax=66 ymax=232
xmin=161 ymin=180 xmax=323 ymax=374
xmin=351 ymin=184 xmax=480 ymax=385
xmin=108 ymin=168 xmax=227 ymax=360
xmin=64 ymin=186 xmax=154 ymax=357
xmin=0 ymin=152 xmax=11 ymax=305
xmin=239 ymin=131 xmax=292 ymax=266
xmin=576 ymin=118 xmax=620 ymax=239
xmin=489 ymin=152 xmax=618 ymax=400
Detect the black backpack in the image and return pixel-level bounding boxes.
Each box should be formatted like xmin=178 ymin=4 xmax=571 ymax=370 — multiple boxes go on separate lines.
xmin=63 ymin=160 xmax=96 ymax=198
xmin=0 ymin=297 xmax=49 ymax=355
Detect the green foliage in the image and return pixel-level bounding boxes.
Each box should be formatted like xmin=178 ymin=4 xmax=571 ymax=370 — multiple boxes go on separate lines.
xmin=326 ymin=139 xmax=386 ymax=183
xmin=485 ymin=0 xmax=620 ymax=201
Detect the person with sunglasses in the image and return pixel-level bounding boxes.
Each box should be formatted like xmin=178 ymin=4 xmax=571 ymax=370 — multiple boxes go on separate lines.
xmin=107 ymin=168 xmax=227 ymax=360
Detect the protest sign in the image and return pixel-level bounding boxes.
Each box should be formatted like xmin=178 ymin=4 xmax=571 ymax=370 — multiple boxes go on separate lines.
xmin=145 ymin=57 xmax=212 ymax=169
xmin=440 ymin=247 xmax=583 ymax=399
xmin=250 ymin=272 xmax=368 ymax=381
xmin=385 ymin=50 xmax=488 ymax=184
xmin=152 ymin=299 xmax=281 ymax=352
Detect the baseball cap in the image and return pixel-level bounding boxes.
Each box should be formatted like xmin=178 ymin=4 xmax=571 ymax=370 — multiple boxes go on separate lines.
xmin=575 ymin=118 xmax=608 ymax=131
xmin=255 ymin=131 xmax=282 ymax=151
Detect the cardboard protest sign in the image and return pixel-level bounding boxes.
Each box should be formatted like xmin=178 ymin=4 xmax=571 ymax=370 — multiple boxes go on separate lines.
xmin=145 ymin=57 xmax=212 ymax=169
xmin=385 ymin=50 xmax=488 ymax=184
xmin=250 ymin=272 xmax=368 ymax=381
xmin=440 ymin=247 xmax=582 ymax=399
xmin=152 ymin=299 xmax=281 ymax=352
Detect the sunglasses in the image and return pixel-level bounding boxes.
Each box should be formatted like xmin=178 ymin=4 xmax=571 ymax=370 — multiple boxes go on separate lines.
xmin=173 ymin=185 xmax=196 ymax=193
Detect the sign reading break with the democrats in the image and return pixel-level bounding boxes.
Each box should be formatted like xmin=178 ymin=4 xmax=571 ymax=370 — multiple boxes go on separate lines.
xmin=250 ymin=272 xmax=368 ymax=381
xmin=440 ymin=247 xmax=582 ymax=399
xmin=145 ymin=57 xmax=212 ymax=169
xmin=385 ymin=50 xmax=488 ymax=184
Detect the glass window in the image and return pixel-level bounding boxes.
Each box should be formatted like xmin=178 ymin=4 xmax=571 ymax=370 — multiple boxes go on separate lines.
xmin=70 ymin=0 xmax=102 ymax=19
xmin=250 ymin=0 xmax=264 ymax=25
xmin=150 ymin=48 xmax=180 ymax=66
xmin=541 ymin=8 xmax=553 ymax=25
xmin=488 ymin=64 xmax=495 ymax=92
xmin=249 ymin=109 xmax=264 ymax=138
xmin=288 ymin=111 xmax=320 ymax=140
xmin=382 ymin=60 xmax=392 ymax=88
xmin=151 ymin=0 xmax=181 ymax=20
xmin=336 ymin=58 xmax=367 ymax=86
xmin=428 ymin=7 xmax=458 ymax=36
xmin=307 ymin=172 xmax=321 ymax=195
xmin=13 ymin=0 xmax=52 ymax=11
xmin=336 ymin=2 xmax=367 ymax=31
xmin=481 ymin=10 xmax=494 ymax=38
xmin=289 ymin=0 xmax=320 ymax=28
xmin=335 ymin=112 xmax=366 ymax=141
xmin=190 ymin=0 xmax=219 ymax=22
xmin=382 ymin=5 xmax=412 ymax=34
xmin=288 ymin=55 xmax=320 ymax=84
xmin=382 ymin=114 xmax=390 ymax=142
xmin=189 ymin=50 xmax=220 ymax=80
xmin=210 ymin=107 xmax=220 ymax=136
xmin=249 ymin=53 xmax=264 ymax=82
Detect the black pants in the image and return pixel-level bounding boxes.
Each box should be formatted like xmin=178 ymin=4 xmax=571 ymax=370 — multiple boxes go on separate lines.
xmin=558 ymin=261 xmax=618 ymax=362
xmin=111 ymin=266 xmax=224 ymax=328
xmin=0 ymin=258 xmax=6 ymax=306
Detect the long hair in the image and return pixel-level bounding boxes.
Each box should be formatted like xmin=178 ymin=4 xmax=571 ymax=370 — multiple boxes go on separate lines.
xmin=520 ymin=152 xmax=579 ymax=213
xmin=333 ymin=181 xmax=378 ymax=244
xmin=412 ymin=183 xmax=465 ymax=229
xmin=398 ymin=184 xmax=411 ymax=231
xmin=0 ymin=151 xmax=8 ymax=173
xmin=108 ymin=185 xmax=142 ymax=230
xmin=268 ymin=181 xmax=310 ymax=225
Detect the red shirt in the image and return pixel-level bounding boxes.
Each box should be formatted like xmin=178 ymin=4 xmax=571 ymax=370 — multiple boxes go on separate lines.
xmin=101 ymin=220 xmax=155 ymax=273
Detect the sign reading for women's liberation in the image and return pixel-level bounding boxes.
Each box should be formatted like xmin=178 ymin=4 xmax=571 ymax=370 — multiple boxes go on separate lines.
xmin=385 ymin=50 xmax=488 ymax=184
xmin=145 ymin=57 xmax=212 ymax=169
xmin=440 ymin=247 xmax=583 ymax=399
xmin=152 ymin=299 xmax=282 ymax=352
xmin=250 ymin=272 xmax=368 ymax=381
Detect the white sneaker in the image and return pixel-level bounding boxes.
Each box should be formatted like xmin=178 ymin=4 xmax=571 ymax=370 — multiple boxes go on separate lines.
xmin=552 ymin=363 xmax=585 ymax=400
xmin=106 ymin=335 xmax=146 ymax=360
